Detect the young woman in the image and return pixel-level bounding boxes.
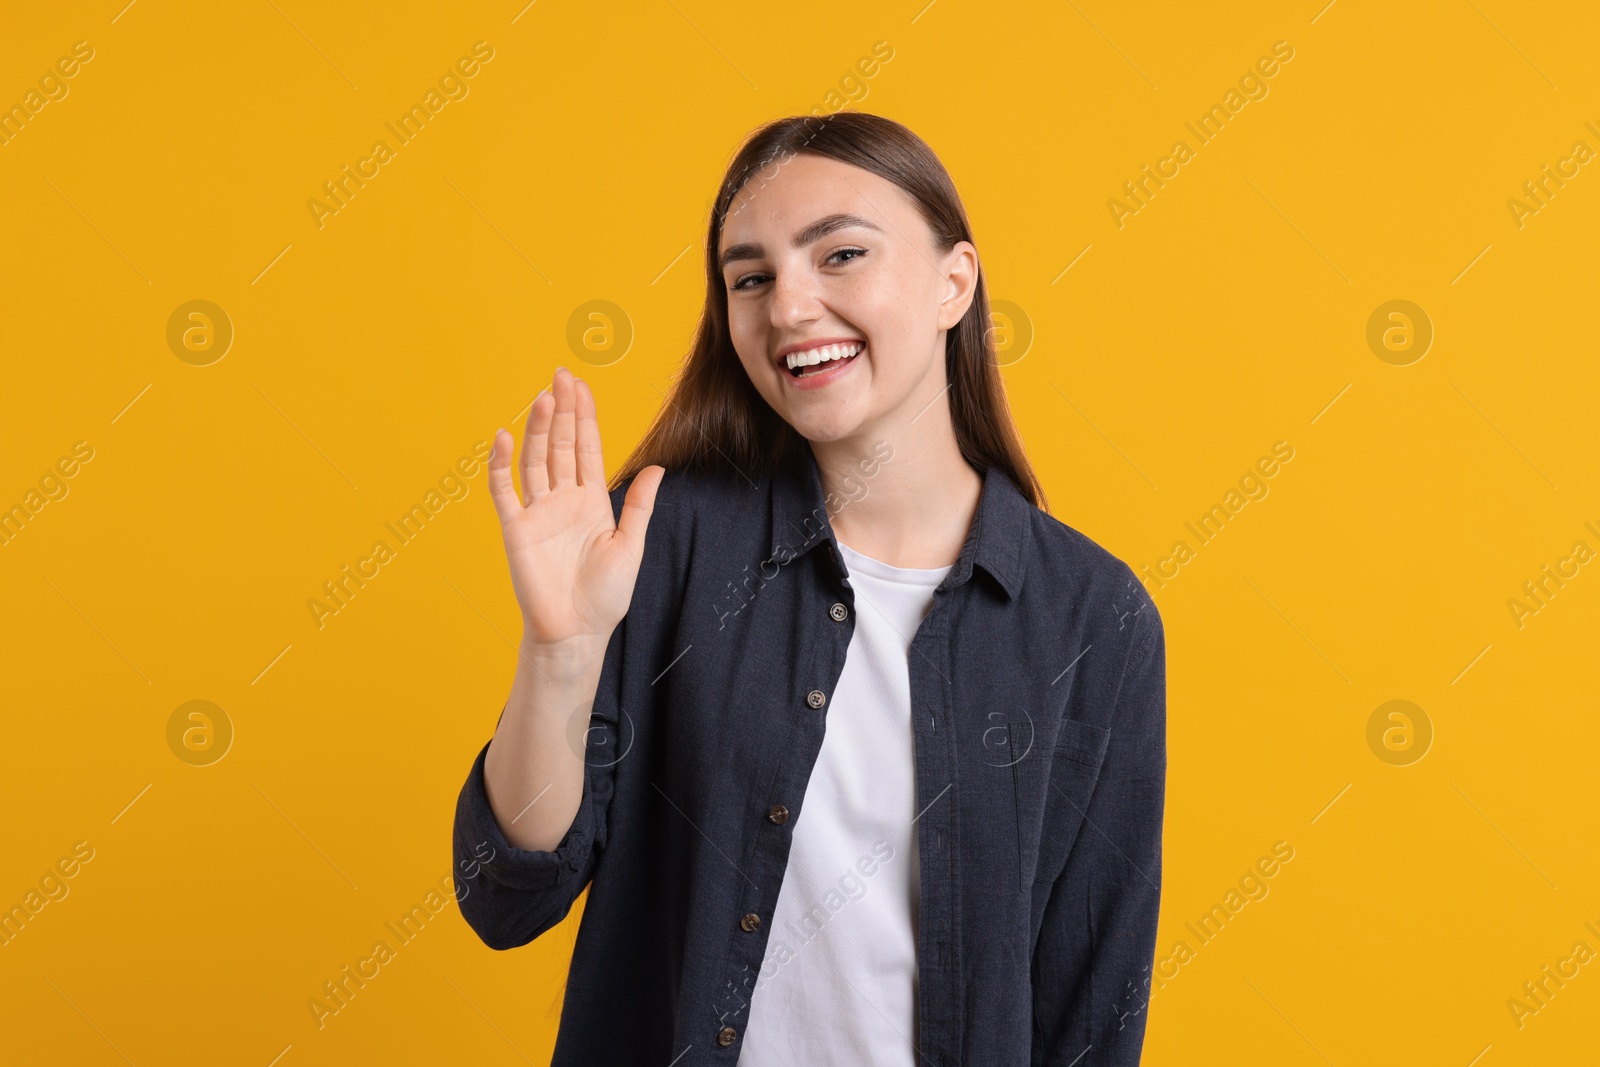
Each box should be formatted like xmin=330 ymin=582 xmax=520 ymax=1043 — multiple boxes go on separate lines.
xmin=453 ymin=111 xmax=1167 ymax=1066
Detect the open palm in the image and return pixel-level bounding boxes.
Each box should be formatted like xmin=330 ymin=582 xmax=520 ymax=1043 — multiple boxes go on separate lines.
xmin=488 ymin=367 xmax=664 ymax=649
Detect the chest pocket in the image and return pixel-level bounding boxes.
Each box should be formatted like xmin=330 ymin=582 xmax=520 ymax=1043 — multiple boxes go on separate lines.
xmin=1010 ymin=716 xmax=1112 ymax=889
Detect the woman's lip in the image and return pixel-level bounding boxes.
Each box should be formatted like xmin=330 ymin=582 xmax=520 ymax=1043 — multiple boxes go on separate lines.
xmin=783 ymin=346 xmax=862 ymax=390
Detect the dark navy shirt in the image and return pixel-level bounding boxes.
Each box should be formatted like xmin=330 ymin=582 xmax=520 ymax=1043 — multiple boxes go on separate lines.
xmin=452 ymin=447 xmax=1167 ymax=1065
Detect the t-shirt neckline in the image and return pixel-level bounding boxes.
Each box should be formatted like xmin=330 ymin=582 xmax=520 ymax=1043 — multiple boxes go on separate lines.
xmin=835 ymin=539 xmax=953 ymax=585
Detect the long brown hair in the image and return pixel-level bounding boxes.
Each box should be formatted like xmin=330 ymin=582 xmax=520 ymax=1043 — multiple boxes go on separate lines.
xmin=609 ymin=110 xmax=1047 ymax=513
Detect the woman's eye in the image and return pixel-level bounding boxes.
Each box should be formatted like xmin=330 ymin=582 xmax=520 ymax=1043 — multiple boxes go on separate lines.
xmin=729 ymin=249 xmax=866 ymax=292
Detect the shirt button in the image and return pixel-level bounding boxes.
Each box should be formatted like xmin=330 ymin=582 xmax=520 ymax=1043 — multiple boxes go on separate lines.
xmin=767 ymin=804 xmax=789 ymax=824
xmin=718 ymin=1026 xmax=738 ymax=1047
xmin=740 ymin=912 xmax=762 ymax=932
xmin=829 ymin=602 xmax=848 ymax=622
xmin=807 ymin=689 xmax=826 ymax=708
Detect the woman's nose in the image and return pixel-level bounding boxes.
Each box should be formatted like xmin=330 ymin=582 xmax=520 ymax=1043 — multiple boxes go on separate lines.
xmin=768 ymin=267 xmax=825 ymax=329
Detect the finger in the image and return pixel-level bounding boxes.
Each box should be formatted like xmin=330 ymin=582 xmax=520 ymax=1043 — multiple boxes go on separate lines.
xmin=574 ymin=378 xmax=605 ymax=488
xmin=486 ymin=428 xmax=521 ymax=524
xmin=521 ymin=388 xmax=553 ymax=505
xmin=549 ymin=366 xmax=578 ymax=489
xmin=615 ymin=464 xmax=665 ymax=550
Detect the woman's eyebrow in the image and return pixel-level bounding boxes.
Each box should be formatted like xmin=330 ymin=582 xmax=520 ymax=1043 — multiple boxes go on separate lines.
xmin=719 ymin=213 xmax=883 ymax=270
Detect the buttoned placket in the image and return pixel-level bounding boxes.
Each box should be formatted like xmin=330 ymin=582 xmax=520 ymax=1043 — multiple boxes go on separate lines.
xmin=713 ymin=453 xmax=1001 ymax=1061
xmin=717 ymin=533 xmax=977 ymax=1063
xmin=712 ymin=538 xmax=859 ymax=1054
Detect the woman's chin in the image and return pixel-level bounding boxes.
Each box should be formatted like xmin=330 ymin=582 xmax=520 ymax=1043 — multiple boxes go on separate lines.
xmin=789 ymin=410 xmax=871 ymax=445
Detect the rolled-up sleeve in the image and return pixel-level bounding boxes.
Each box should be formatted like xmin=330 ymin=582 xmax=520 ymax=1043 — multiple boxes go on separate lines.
xmin=451 ymin=488 xmax=635 ymax=952
xmin=1032 ymin=596 xmax=1167 ymax=1065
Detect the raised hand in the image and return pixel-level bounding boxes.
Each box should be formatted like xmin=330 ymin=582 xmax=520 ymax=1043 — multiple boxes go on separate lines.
xmin=487 ymin=366 xmax=664 ymax=653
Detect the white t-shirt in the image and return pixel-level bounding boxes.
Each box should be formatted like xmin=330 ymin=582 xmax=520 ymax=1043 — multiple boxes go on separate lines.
xmin=738 ymin=539 xmax=952 ymax=1065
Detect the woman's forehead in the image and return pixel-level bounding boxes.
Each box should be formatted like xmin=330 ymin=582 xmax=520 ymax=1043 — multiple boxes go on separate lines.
xmin=721 ymin=157 xmax=911 ymax=245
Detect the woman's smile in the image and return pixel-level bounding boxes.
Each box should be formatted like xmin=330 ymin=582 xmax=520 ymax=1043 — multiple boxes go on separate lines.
xmin=783 ymin=341 xmax=866 ymax=389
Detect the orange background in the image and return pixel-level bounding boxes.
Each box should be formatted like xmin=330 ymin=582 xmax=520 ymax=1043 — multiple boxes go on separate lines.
xmin=2 ymin=1 xmax=1597 ymax=1063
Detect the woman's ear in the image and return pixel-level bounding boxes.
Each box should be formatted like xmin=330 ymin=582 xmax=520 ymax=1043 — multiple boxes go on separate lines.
xmin=936 ymin=241 xmax=979 ymax=330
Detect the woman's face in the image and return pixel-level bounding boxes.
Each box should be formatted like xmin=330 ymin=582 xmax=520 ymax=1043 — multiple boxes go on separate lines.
xmin=718 ymin=152 xmax=977 ymax=446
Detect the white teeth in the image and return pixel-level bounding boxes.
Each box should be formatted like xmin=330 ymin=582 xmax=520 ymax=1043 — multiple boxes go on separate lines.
xmin=786 ymin=342 xmax=864 ymax=371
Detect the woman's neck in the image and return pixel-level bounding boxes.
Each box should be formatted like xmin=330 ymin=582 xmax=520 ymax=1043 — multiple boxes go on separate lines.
xmin=811 ymin=409 xmax=983 ymax=571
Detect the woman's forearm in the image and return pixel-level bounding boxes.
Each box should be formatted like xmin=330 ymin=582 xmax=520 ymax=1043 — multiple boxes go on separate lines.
xmin=482 ymin=633 xmax=610 ymax=853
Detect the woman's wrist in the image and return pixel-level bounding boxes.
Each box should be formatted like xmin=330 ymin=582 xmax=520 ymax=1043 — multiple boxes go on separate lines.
xmin=517 ymin=630 xmax=610 ymax=682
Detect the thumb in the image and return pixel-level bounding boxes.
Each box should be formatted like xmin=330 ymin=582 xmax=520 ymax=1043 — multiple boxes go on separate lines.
xmin=615 ymin=465 xmax=665 ymax=551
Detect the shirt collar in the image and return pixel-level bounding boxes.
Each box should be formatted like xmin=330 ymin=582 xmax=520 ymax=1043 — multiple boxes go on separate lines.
xmin=768 ymin=446 xmax=1033 ymax=600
